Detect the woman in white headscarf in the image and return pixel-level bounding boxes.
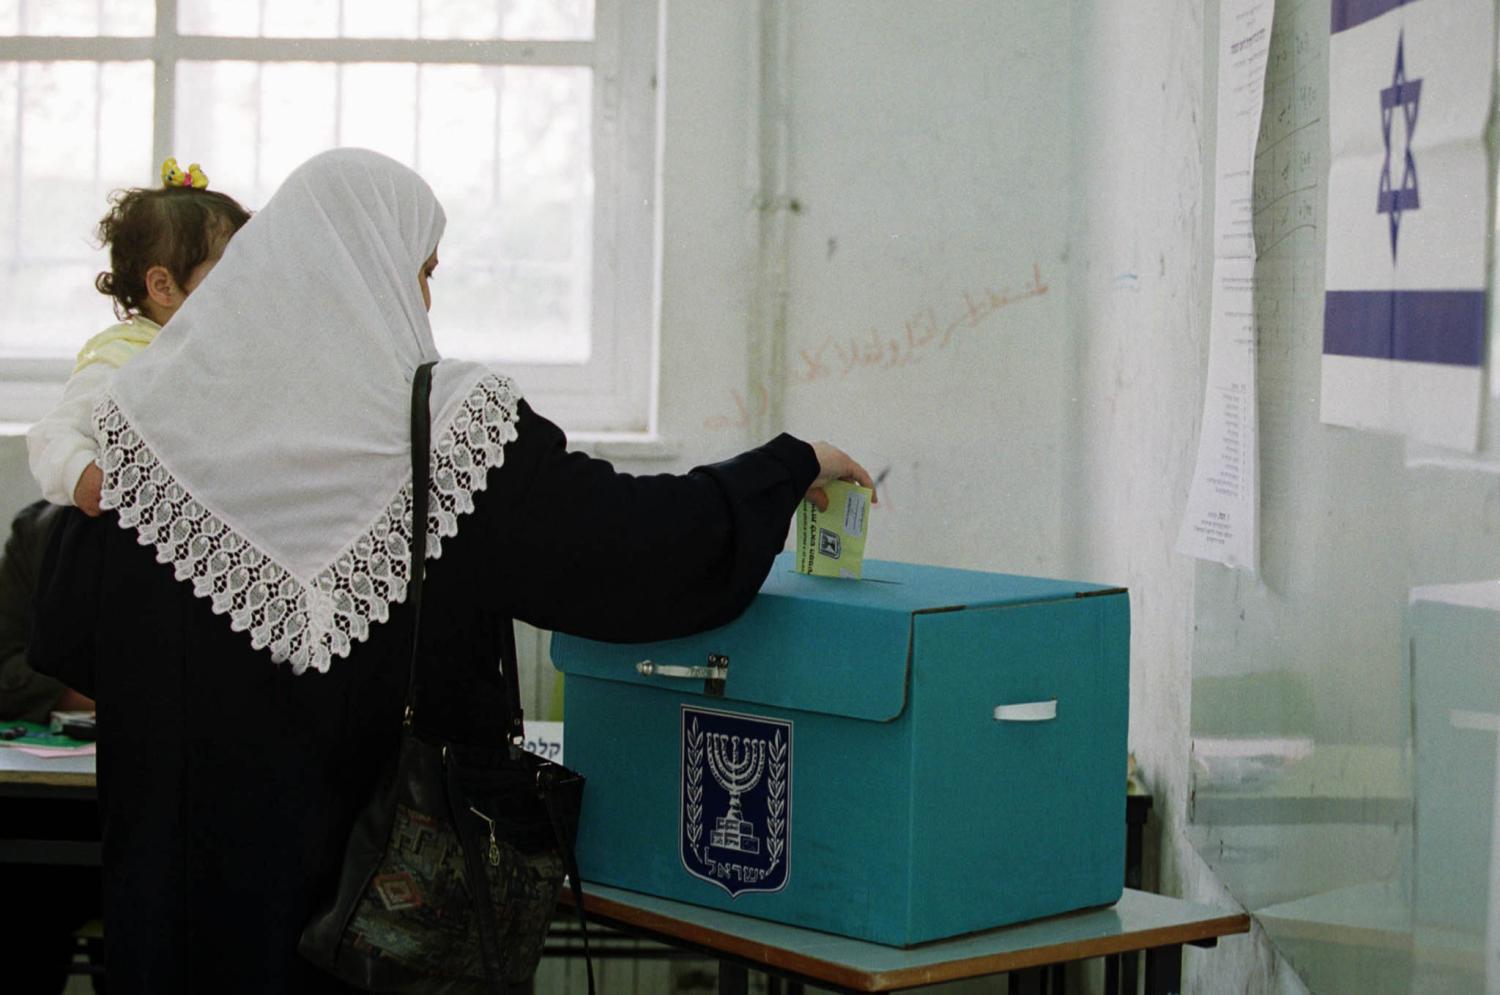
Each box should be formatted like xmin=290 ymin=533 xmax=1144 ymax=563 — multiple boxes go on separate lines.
xmin=30 ymin=148 xmax=872 ymax=994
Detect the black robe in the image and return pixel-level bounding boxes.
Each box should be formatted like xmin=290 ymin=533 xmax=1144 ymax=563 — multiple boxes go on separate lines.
xmin=29 ymin=400 xmax=817 ymax=995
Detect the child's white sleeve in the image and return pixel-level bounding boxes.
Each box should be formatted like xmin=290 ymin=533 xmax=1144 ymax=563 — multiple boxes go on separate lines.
xmin=26 ymin=364 xmax=113 ymax=506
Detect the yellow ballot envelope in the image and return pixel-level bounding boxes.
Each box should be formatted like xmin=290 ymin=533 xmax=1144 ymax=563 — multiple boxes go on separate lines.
xmin=795 ymin=479 xmax=873 ymax=578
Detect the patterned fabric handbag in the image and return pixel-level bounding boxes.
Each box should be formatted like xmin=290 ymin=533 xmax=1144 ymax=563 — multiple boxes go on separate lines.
xmin=299 ymin=362 xmax=594 ymax=994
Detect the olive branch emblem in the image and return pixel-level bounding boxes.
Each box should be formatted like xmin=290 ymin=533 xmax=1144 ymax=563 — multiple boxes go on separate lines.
xmin=766 ymin=731 xmax=787 ymax=865
xmin=686 ymin=718 xmax=705 ymax=847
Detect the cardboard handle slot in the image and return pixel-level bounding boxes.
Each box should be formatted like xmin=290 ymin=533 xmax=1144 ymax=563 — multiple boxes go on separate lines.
xmin=993 ymin=700 xmax=1058 ymax=722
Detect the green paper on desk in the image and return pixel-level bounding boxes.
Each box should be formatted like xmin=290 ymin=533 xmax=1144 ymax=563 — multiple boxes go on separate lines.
xmin=0 ymin=720 xmax=94 ymax=750
xmin=795 ymin=479 xmax=873 ymax=579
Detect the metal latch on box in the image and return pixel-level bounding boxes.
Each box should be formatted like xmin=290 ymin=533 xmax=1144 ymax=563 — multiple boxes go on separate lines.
xmin=635 ymin=654 xmax=729 ymax=697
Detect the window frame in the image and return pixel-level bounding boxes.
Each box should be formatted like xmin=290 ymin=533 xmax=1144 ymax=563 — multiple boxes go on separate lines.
xmin=0 ymin=0 xmax=660 ymax=435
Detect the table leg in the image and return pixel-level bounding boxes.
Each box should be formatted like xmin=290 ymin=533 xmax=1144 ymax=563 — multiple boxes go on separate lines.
xmin=1122 ymin=950 xmax=1140 ymax=995
xmin=1010 ymin=966 xmax=1046 ymax=994
xmin=718 ymin=960 xmax=750 ymax=995
xmin=1126 ymin=817 xmax=1145 ymax=890
xmin=1142 ymin=944 xmax=1183 ymax=995
xmin=1104 ymin=953 xmax=1120 ymax=995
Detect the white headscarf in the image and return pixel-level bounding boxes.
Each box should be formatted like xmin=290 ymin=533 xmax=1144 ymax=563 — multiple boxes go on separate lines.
xmin=96 ymin=148 xmax=521 ymax=674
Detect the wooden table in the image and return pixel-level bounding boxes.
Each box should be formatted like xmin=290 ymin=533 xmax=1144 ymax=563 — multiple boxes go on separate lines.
xmin=4 ymin=753 xmax=1198 ymax=994
xmin=0 ymin=748 xmax=98 ymax=865
xmin=0 ymin=746 xmax=95 ymax=787
xmin=564 ymin=883 xmax=1249 ymax=994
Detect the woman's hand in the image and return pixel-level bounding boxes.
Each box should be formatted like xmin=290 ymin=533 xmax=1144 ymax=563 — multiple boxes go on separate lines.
xmin=805 ymin=441 xmax=877 ymax=512
xmin=73 ymin=462 xmax=103 ymax=517
xmin=53 ymin=687 xmax=96 ymax=712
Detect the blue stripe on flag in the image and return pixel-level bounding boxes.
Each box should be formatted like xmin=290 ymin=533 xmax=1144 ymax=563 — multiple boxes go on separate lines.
xmin=1331 ymin=0 xmax=1414 ymax=33
xmin=1323 ymin=290 xmax=1486 ymax=366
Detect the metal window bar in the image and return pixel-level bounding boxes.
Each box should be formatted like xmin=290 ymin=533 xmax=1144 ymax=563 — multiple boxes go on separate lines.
xmin=91 ymin=0 xmax=103 ymax=190
xmin=0 ymin=35 xmax=598 ymax=64
xmin=0 ymin=10 xmax=601 ymax=191
xmin=0 ymin=1 xmax=651 ymax=434
xmin=9 ymin=63 xmax=23 ymax=266
xmin=0 ymin=8 xmax=600 ymax=323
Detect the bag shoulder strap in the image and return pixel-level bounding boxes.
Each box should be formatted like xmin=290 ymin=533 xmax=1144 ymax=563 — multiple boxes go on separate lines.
xmin=404 ymin=362 xmax=526 ymax=739
xmin=403 ymin=361 xmax=436 ymax=726
xmin=498 ymin=622 xmax=526 ymax=746
xmin=405 ymin=363 xmax=596 ymax=993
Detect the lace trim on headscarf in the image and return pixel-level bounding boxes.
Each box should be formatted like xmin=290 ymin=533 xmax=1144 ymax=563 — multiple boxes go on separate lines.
xmin=94 ymin=373 xmax=521 ymax=674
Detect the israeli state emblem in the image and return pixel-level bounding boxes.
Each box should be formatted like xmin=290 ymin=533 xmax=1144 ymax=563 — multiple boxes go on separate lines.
xmin=680 ymin=706 xmax=791 ymax=897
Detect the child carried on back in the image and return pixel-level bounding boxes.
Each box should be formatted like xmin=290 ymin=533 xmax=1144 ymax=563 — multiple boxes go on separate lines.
xmin=28 ymin=159 xmax=251 ymax=515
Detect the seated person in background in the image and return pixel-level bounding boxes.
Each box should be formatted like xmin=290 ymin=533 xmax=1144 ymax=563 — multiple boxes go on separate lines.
xmin=0 ymin=499 xmax=103 ymax=995
xmin=0 ymin=500 xmax=93 ymax=721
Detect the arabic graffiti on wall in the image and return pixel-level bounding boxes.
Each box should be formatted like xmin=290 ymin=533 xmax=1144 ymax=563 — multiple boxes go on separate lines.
xmin=703 ymin=263 xmax=1049 ymax=432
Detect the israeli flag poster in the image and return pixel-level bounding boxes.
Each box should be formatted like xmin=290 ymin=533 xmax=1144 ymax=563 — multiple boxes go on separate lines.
xmin=1322 ymin=0 xmax=1494 ymax=450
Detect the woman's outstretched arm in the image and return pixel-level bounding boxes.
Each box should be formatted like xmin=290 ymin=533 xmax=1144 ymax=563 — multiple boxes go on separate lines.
xmin=481 ymin=399 xmax=865 ymax=644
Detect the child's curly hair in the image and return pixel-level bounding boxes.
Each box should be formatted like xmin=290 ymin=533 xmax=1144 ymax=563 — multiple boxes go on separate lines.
xmin=94 ymin=186 xmax=252 ymax=320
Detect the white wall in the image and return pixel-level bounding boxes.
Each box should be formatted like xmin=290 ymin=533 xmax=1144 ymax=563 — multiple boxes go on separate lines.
xmin=775 ymin=3 xmax=1072 ymax=576
xmin=641 ymin=2 xmax=1305 ymax=992
xmin=0 ymin=433 xmax=39 ymax=520
xmin=627 ymin=4 xmax=1073 ymax=589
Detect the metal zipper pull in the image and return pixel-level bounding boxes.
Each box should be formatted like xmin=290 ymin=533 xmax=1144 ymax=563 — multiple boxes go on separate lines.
xmin=468 ymin=805 xmax=501 ymax=866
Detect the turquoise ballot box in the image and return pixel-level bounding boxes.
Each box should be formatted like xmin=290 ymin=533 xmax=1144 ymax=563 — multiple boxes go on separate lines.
xmin=551 ymin=553 xmax=1130 ymax=946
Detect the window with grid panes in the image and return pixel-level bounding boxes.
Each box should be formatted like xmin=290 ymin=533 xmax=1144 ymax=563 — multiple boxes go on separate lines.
xmin=0 ymin=0 xmax=657 ymax=432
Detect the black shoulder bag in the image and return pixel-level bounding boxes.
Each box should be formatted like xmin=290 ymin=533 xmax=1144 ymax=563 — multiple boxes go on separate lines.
xmin=300 ymin=361 xmax=595 ymax=994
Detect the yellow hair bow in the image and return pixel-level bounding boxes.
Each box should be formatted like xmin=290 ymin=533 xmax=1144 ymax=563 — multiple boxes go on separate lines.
xmin=161 ymin=157 xmax=209 ymax=190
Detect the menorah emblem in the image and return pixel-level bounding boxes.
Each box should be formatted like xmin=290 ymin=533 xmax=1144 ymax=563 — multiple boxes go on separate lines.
xmin=681 ymin=707 xmax=792 ymax=897
xmin=707 ymin=733 xmax=767 ymax=854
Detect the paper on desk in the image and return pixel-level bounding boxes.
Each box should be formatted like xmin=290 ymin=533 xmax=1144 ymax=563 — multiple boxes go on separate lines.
xmin=1178 ymin=0 xmax=1273 ymax=573
xmin=522 ymin=720 xmax=564 ymax=765
xmin=17 ymin=744 xmax=96 ymax=758
xmin=795 ymin=480 xmax=872 ymax=579
xmin=1191 ymin=735 xmax=1313 ymax=790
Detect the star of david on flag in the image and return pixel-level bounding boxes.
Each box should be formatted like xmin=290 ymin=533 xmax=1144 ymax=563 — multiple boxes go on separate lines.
xmin=1321 ymin=0 xmax=1492 ymax=451
xmin=1376 ymin=31 xmax=1420 ymax=261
